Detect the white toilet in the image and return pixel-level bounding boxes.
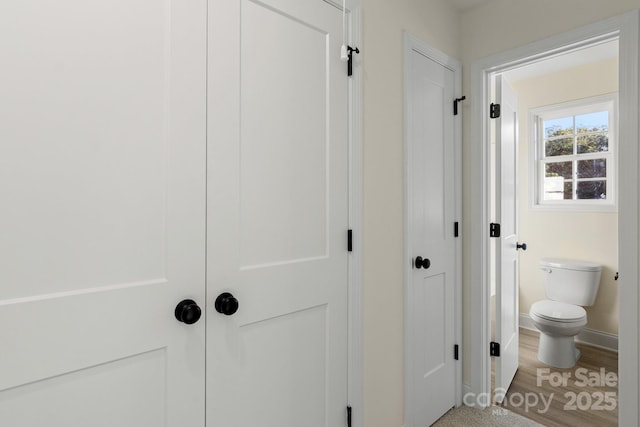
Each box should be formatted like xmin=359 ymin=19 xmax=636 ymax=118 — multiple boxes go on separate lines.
xmin=529 ymin=258 xmax=602 ymax=368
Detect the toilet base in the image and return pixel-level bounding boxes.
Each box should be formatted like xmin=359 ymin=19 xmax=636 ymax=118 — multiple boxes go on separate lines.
xmin=537 ymin=332 xmax=580 ymax=368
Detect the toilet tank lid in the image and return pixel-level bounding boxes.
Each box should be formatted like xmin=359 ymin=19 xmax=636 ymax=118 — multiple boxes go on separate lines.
xmin=540 ymin=258 xmax=601 ymax=272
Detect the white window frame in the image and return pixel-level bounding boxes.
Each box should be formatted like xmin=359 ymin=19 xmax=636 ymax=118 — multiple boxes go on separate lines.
xmin=530 ymin=93 xmax=618 ymax=211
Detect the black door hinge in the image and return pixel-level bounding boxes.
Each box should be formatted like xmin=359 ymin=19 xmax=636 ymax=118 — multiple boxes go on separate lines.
xmin=490 ymin=341 xmax=500 ymax=357
xmin=490 ymin=223 xmax=501 ymax=238
xmin=454 ymin=221 xmax=459 ymax=238
xmin=347 ymin=46 xmax=360 ymax=77
xmin=490 ymin=103 xmax=501 ymax=119
xmin=346 ymin=406 xmax=352 ymax=427
xmin=454 ymin=344 xmax=459 ymax=360
xmin=348 ymin=229 xmax=353 ymax=252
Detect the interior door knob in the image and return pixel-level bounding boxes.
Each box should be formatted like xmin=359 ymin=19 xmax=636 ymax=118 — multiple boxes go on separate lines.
xmin=175 ymin=299 xmax=202 ymax=324
xmin=215 ymin=292 xmax=239 ymax=316
xmin=414 ymin=256 xmax=431 ymax=269
xmin=516 ymin=242 xmax=527 ymax=251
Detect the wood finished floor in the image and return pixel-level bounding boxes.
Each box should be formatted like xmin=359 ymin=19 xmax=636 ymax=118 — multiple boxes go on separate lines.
xmin=495 ymin=328 xmax=618 ymax=427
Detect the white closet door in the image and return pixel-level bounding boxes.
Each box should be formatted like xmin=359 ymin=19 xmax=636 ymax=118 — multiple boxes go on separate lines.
xmin=207 ymin=0 xmax=350 ymax=425
xmin=0 ymin=1 xmax=207 ymax=425
xmin=405 ymin=39 xmax=458 ymax=426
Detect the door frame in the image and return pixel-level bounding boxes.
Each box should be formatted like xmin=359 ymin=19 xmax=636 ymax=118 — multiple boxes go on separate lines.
xmin=468 ymin=11 xmax=639 ymax=425
xmin=345 ymin=3 xmax=364 ymax=427
xmin=318 ymin=2 xmax=364 ymax=426
xmin=403 ymin=32 xmax=463 ymax=425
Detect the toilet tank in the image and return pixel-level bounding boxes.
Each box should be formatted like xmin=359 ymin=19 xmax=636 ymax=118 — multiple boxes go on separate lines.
xmin=539 ymin=258 xmax=602 ymax=306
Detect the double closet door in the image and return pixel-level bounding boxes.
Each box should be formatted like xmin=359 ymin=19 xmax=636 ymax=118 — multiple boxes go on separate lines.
xmin=0 ymin=0 xmax=350 ymax=425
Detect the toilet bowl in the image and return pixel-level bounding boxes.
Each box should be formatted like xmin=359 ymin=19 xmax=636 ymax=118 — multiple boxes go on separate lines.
xmin=529 ymin=300 xmax=587 ymax=368
xmin=530 ymin=258 xmax=601 ymax=368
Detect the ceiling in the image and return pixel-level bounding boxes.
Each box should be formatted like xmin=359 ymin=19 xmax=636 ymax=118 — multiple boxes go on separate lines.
xmin=449 ymin=0 xmax=494 ymax=12
xmin=446 ymin=0 xmax=618 ymax=81
xmin=503 ymin=39 xmax=619 ymax=82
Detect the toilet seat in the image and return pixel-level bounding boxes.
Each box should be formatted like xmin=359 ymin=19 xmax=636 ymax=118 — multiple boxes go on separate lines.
xmin=531 ymin=300 xmax=586 ymax=323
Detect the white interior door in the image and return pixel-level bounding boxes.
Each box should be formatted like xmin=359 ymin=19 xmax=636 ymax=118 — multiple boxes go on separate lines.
xmin=405 ymin=39 xmax=458 ymax=426
xmin=0 ymin=1 xmax=207 ymax=426
xmin=207 ymin=0 xmax=349 ymax=425
xmin=494 ymin=75 xmax=520 ymax=402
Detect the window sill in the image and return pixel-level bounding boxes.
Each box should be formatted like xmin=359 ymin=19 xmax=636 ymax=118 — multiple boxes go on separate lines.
xmin=530 ymin=202 xmax=618 ymax=213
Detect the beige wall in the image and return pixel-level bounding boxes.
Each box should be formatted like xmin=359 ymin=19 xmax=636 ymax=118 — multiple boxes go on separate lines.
xmin=511 ymin=58 xmax=619 ymax=334
xmin=360 ymin=0 xmax=459 ymax=426
xmin=459 ymin=0 xmax=640 ymax=386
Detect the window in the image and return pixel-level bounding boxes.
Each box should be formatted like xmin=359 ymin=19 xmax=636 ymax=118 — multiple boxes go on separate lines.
xmin=531 ymin=95 xmax=617 ymax=210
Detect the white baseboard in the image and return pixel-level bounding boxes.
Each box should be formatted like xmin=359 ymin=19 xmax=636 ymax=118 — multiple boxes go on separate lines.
xmin=463 ymin=382 xmax=472 ymax=397
xmin=519 ymin=313 xmax=618 ymax=352
xmin=460 ymin=383 xmax=476 ymax=408
xmin=518 ymin=314 xmax=536 ymax=331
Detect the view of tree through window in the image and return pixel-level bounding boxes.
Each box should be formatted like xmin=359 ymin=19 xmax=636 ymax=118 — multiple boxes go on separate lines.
xmin=542 ymin=110 xmax=609 ymax=200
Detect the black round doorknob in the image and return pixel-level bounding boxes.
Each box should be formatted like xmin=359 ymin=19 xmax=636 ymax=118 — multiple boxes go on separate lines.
xmin=215 ymin=292 xmax=239 ymax=316
xmin=516 ymin=242 xmax=527 ymax=251
xmin=175 ymin=299 xmax=202 ymax=324
xmin=414 ymin=256 xmax=431 ymax=269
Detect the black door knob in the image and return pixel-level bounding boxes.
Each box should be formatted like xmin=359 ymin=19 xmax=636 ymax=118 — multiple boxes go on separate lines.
xmin=215 ymin=292 xmax=239 ymax=316
xmin=175 ymin=299 xmax=202 ymax=324
xmin=516 ymin=242 xmax=527 ymax=251
xmin=414 ymin=256 xmax=431 ymax=269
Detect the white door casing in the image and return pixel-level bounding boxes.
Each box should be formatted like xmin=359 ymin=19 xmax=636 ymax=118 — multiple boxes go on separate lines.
xmin=0 ymin=0 xmax=207 ymax=425
xmin=404 ymin=34 xmax=461 ymax=427
xmin=494 ymin=75 xmax=520 ymax=401
xmin=207 ymin=0 xmax=349 ymax=425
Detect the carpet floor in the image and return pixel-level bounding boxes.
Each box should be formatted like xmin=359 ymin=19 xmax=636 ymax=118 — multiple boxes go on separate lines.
xmin=432 ymin=405 xmax=544 ymax=426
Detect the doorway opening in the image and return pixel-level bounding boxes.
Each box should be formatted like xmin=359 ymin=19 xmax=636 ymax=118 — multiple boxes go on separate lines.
xmin=488 ymin=38 xmax=619 ymax=426
xmin=469 ymin=11 xmax=640 ymax=426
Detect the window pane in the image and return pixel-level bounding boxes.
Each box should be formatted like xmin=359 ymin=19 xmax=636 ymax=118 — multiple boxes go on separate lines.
xmin=545 ymin=137 xmax=574 ymax=157
xmin=577 ymin=134 xmax=608 ymax=153
xmin=544 ymin=116 xmax=573 ymax=138
xmin=577 ymin=158 xmax=607 ymax=178
xmin=545 ymin=161 xmax=572 ymax=179
xmin=577 ymin=180 xmax=607 ymax=200
xmin=564 ymin=182 xmax=573 ymax=200
xmin=576 ymin=111 xmax=608 ymax=133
